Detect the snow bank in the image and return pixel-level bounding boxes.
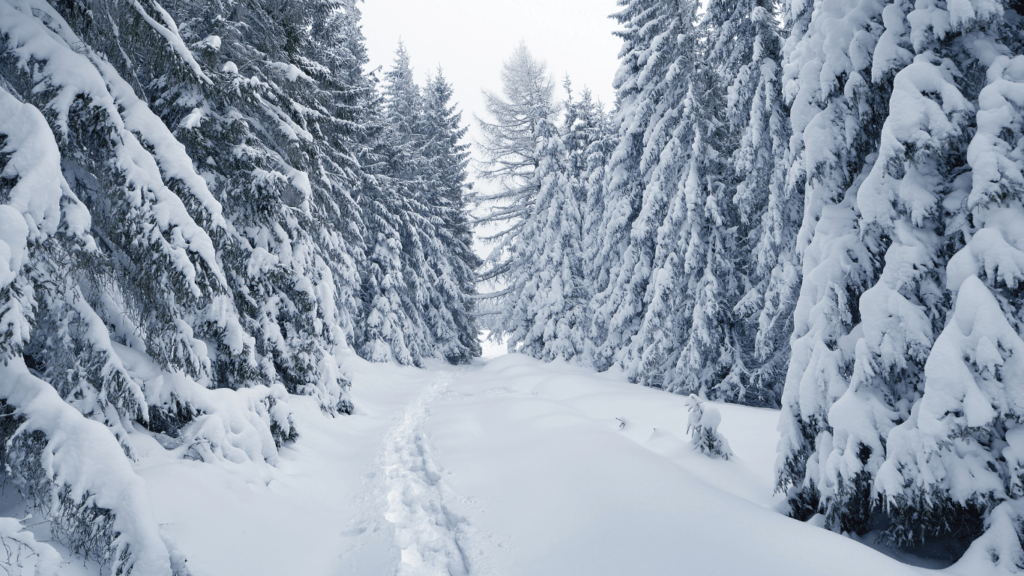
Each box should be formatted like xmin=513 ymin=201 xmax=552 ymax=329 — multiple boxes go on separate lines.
xmin=0 ymin=359 xmax=177 ymax=576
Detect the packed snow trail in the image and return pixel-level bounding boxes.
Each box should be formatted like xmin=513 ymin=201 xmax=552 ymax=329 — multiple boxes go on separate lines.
xmin=381 ymin=375 xmax=470 ymax=575
xmin=96 ymin=351 xmax=998 ymax=575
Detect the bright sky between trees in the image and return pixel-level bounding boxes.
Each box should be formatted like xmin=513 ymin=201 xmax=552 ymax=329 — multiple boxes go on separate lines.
xmin=360 ymin=0 xmax=622 ymax=151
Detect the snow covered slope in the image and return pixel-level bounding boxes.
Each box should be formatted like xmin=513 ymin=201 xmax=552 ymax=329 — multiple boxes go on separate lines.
xmin=38 ymin=351 xmax=998 ymax=575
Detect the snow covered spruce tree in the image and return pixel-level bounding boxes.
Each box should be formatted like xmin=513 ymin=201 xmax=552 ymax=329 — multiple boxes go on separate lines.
xmin=774 ymin=0 xmax=1024 ymax=562
xmin=142 ymin=0 xmax=365 ymax=410
xmin=869 ymin=2 xmax=1024 ymax=563
xmin=353 ymin=44 xmax=480 ymax=365
xmin=667 ymin=66 xmax=749 ymax=403
xmin=496 ymin=80 xmax=606 ymax=360
xmin=351 ymin=61 xmax=430 ymax=365
xmin=817 ymin=1 xmax=980 ymax=539
xmin=497 ymin=114 xmax=587 ymax=359
xmin=561 ymin=82 xmax=609 ymax=227
xmin=561 ymin=83 xmax=610 ymax=356
xmin=381 ymin=46 xmax=480 ymax=364
xmin=576 ymin=93 xmax=617 ymax=349
xmin=568 ymin=0 xmax=767 ymax=404
xmin=708 ymin=0 xmax=795 ymax=407
xmin=586 ymin=0 xmax=694 ymax=374
xmin=0 ymin=82 xmax=186 ymax=576
xmin=0 ymin=0 xmax=314 ymax=571
xmin=421 ymin=69 xmax=484 ymax=362
xmin=652 ymin=0 xmax=798 ymax=405
xmin=773 ymin=0 xmax=892 ymax=525
xmin=685 ymin=395 xmax=733 ymax=460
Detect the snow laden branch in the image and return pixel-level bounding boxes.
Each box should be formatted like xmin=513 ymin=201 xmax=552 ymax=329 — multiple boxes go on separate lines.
xmin=0 ymin=73 xmax=183 ymax=575
xmin=0 ymin=517 xmax=61 ymax=576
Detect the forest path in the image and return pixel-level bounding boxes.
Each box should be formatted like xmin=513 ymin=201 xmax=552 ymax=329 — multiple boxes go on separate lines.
xmin=136 ymin=353 xmax=458 ymax=576
xmin=138 ymin=352 xmax=941 ymax=576
xmin=377 ymin=372 xmax=471 ymax=575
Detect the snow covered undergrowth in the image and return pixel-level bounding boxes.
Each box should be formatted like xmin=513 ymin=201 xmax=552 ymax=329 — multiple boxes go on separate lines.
xmin=14 ymin=350 xmax=1005 ymax=575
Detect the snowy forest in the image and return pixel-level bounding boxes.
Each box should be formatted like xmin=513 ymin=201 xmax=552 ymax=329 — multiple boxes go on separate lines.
xmin=2 ymin=0 xmax=1024 ymax=574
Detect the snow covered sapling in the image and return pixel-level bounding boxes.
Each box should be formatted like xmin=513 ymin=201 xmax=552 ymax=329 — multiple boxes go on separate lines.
xmin=685 ymin=395 xmax=732 ymax=460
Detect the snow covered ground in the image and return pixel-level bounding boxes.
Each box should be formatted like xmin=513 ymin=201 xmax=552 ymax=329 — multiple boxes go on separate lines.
xmin=1 ymin=348 xmax=1000 ymax=575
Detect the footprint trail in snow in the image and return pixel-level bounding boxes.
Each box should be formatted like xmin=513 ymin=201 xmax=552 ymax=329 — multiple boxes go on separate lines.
xmin=382 ymin=374 xmax=470 ymax=576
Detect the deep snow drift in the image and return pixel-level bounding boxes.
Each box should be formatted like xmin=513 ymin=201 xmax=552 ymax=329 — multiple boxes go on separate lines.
xmin=0 ymin=349 xmax=999 ymax=575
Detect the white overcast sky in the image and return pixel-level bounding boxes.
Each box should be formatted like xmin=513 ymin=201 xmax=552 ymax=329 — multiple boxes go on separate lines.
xmin=359 ymin=0 xmax=622 ymax=147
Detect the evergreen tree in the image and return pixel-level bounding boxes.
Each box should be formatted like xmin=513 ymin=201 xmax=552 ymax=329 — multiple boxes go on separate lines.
xmin=821 ymin=7 xmax=981 ymax=536
xmin=0 ymin=0 xmax=300 ymax=571
xmin=709 ymin=0 xmax=794 ymax=407
xmin=353 ymin=77 xmax=431 ymax=365
xmin=421 ymin=70 xmax=483 ymax=362
xmin=556 ymin=83 xmax=607 ymax=360
xmin=774 ymin=0 xmax=890 ymax=524
xmin=685 ymin=395 xmax=733 ymax=460
xmin=578 ymin=99 xmax=618 ymax=362
xmin=562 ymin=82 xmax=606 ymax=200
xmin=499 ymin=115 xmax=587 ymax=360
xmin=871 ymin=1 xmax=1024 ymax=559
xmin=383 ymin=42 xmax=424 ymax=160
xmin=581 ymin=0 xmax=756 ymax=404
xmin=497 ymin=80 xmax=606 ymax=362
xmin=475 ymin=42 xmax=560 ymax=317
xmin=588 ymin=0 xmax=700 ymax=375
xmin=358 ymin=44 xmax=481 ymax=366
xmin=774 ymin=4 xmax=1024 ymax=562
xmin=667 ymin=65 xmax=747 ymax=403
xmin=139 ymin=0 xmax=365 ymax=410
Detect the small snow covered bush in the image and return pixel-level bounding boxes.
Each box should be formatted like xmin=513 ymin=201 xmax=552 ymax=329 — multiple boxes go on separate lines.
xmin=685 ymin=395 xmax=732 ymax=460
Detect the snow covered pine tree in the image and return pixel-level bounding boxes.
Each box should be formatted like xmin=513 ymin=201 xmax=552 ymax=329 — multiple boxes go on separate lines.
xmin=873 ymin=1 xmax=1024 ymax=566
xmin=0 ymin=0 xmax=295 ymax=571
xmin=0 ymin=0 xmax=478 ymax=571
xmin=354 ymin=43 xmax=479 ymax=365
xmin=421 ymin=69 xmax=484 ymax=363
xmin=775 ymin=0 xmax=1024 ymax=567
xmin=708 ymin=0 xmax=796 ymax=408
xmin=569 ymin=0 xmax=782 ymax=406
xmin=773 ymin=0 xmax=893 ymax=528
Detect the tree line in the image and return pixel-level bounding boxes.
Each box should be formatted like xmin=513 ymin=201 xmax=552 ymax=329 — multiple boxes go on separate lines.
xmin=0 ymin=0 xmax=475 ymax=571
xmin=477 ymin=0 xmax=1024 ymax=566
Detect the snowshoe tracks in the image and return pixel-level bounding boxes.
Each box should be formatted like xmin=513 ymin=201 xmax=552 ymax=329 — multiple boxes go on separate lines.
xmin=382 ymin=375 xmax=470 ymax=576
